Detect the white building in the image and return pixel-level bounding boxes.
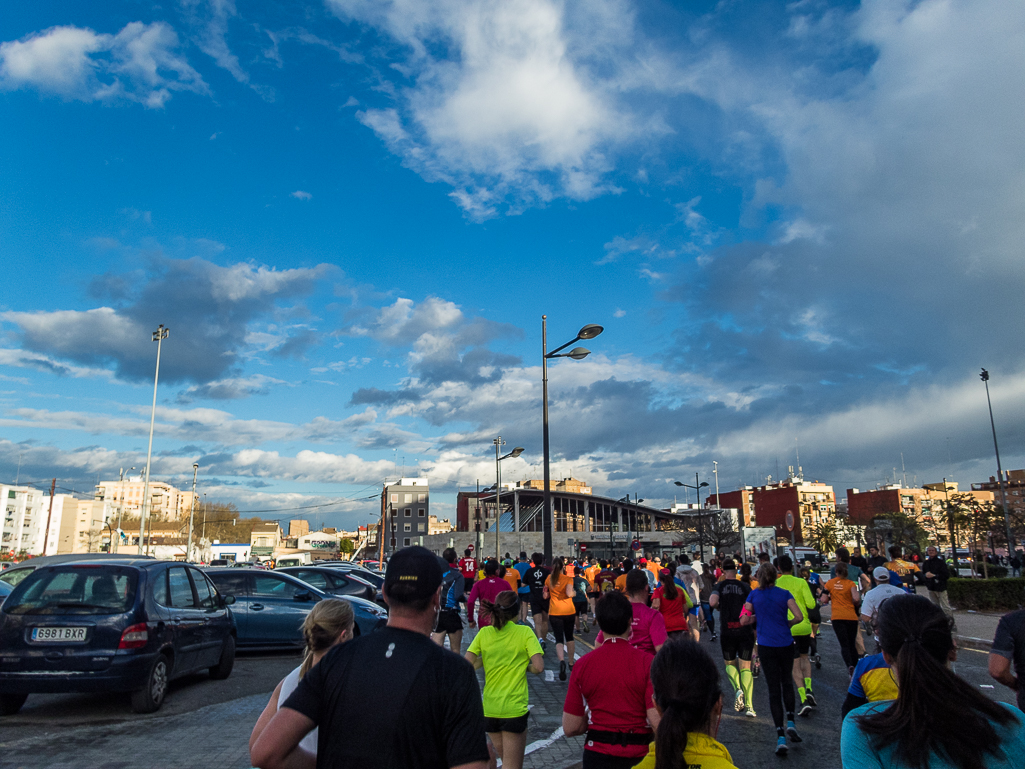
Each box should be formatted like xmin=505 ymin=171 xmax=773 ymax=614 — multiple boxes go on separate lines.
xmin=94 ymin=476 xmax=196 ymax=521
xmin=1 ymin=485 xmax=67 ymax=556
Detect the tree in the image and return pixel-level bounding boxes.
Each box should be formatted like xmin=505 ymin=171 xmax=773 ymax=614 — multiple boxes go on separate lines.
xmin=339 ymin=538 xmax=355 ymax=556
xmin=864 ymin=509 xmax=929 ymax=554
xmin=804 ymin=521 xmax=841 ymax=555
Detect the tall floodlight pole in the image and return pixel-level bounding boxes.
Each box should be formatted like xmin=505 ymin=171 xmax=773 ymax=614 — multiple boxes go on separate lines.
xmin=138 ymin=324 xmax=169 ymax=555
xmin=494 ymin=438 xmax=524 ymax=561
xmin=188 ymin=463 xmax=199 ymax=562
xmin=541 ymin=317 xmax=603 ymax=567
xmin=981 ymin=369 xmax=1016 ymax=556
xmin=114 ymin=466 xmax=135 ymax=553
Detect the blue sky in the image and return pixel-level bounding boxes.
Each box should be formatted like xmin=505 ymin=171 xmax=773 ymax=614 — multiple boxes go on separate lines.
xmin=1 ymin=0 xmax=1023 ymax=530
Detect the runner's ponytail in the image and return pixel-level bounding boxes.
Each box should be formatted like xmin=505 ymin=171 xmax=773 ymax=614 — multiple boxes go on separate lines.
xmin=650 ymin=640 xmax=722 ymax=769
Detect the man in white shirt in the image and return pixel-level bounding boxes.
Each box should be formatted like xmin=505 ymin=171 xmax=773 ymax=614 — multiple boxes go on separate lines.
xmin=860 ymin=567 xmax=906 ymax=626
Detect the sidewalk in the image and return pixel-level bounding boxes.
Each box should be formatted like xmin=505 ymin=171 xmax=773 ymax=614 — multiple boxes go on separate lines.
xmin=953 ymin=609 xmax=1005 ymax=652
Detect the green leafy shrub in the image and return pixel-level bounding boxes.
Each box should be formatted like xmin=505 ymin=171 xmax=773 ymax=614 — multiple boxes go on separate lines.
xmin=948 ymin=577 xmax=1025 ymax=611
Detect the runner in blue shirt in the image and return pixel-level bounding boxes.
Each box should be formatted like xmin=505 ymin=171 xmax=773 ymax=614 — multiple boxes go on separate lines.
xmin=513 ymin=552 xmax=532 ymax=623
xmin=742 ymin=563 xmax=806 ymax=757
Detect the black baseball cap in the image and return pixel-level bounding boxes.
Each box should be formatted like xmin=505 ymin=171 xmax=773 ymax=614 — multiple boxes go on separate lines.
xmin=384 ymin=546 xmax=443 ymax=603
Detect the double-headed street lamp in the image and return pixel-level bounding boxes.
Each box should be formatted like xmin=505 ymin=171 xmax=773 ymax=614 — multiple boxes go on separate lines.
xmin=542 ymin=317 xmax=604 ymax=567
xmin=139 ymin=324 xmax=169 ymax=555
xmin=493 ymin=438 xmax=524 ymax=560
xmin=981 ymin=369 xmax=1016 ymax=556
xmin=188 ymin=463 xmax=199 ymax=562
xmin=617 ymin=494 xmax=644 ymax=557
xmin=675 ymin=476 xmax=710 ymax=562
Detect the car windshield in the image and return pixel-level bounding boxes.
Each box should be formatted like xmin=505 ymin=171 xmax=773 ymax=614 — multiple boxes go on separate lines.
xmin=4 ymin=565 xmax=137 ymax=615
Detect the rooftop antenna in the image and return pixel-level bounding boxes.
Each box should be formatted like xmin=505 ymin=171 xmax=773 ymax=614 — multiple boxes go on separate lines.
xmin=795 ymin=439 xmax=801 ymax=478
xmin=901 ymin=453 xmax=907 ymax=487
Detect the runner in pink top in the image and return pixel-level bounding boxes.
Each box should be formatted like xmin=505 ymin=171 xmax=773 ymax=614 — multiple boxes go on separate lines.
xmin=467 ymin=560 xmax=509 ymax=627
xmin=596 ymin=569 xmax=667 ymax=654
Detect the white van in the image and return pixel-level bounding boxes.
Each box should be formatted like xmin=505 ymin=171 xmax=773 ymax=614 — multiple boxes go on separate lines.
xmin=275 ymin=553 xmax=314 ymax=568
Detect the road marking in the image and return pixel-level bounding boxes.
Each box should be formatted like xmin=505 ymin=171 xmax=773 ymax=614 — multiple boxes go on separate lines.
xmin=524 ymin=726 xmax=566 ymax=756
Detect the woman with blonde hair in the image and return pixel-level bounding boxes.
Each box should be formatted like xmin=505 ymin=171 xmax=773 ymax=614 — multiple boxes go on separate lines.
xmin=249 ymin=598 xmax=355 ymax=760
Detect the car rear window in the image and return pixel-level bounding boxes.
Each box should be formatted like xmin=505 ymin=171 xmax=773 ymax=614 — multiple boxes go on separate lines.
xmin=3 ymin=565 xmax=138 ymax=615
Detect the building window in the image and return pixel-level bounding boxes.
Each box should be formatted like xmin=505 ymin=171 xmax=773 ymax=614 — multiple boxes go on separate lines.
xmin=418 ymin=508 xmax=425 ymax=517
xmin=390 ymin=494 xmax=398 ymax=503
xmin=403 ymin=538 xmax=410 ymax=546
xmin=418 ymin=523 xmax=425 ymax=533
xmin=404 ymin=523 xmax=411 ymax=532
xmin=405 ymin=508 xmax=412 ymax=517
xmin=405 ymin=493 xmax=413 ymax=503
xmin=418 ymin=493 xmax=426 ymax=503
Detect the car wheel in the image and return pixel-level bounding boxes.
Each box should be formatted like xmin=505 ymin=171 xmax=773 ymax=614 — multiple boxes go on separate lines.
xmin=0 ymin=693 xmax=28 ymax=716
xmin=131 ymin=653 xmax=170 ymax=713
xmin=209 ymin=635 xmax=236 ymax=680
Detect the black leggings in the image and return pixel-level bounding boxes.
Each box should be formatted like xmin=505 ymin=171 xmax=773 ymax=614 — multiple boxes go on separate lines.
xmin=550 ymin=613 xmax=576 ymax=643
xmin=832 ymin=619 xmax=860 ymax=669
xmin=759 ymin=644 xmax=796 ymax=730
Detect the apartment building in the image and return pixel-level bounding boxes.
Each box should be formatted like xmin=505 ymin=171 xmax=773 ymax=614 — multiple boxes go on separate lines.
xmin=382 ymin=478 xmax=430 ymax=552
xmin=748 ymin=472 xmax=836 ymax=542
xmin=847 ymin=482 xmax=995 ymax=545
xmin=1 ymin=484 xmax=66 ymax=556
xmin=94 ymin=476 xmax=196 ymax=520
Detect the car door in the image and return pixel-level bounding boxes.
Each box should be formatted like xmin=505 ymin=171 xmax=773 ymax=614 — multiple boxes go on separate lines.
xmin=247 ymin=573 xmax=317 ymax=646
xmin=166 ymin=566 xmax=206 ymax=673
xmin=188 ymin=568 xmax=230 ymax=668
xmin=204 ymin=571 xmax=249 ymax=641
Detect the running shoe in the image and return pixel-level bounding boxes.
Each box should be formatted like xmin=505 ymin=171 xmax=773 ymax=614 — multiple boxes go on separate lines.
xmin=540 ymin=639 xmax=547 ymax=654
xmin=814 ymin=654 xmax=822 ymax=669
xmin=786 ymin=723 xmax=803 ymax=743
xmin=775 ymin=737 xmax=788 ymax=756
xmin=734 ymin=690 xmax=745 ymax=711
xmin=752 ymin=658 xmax=760 ymax=678
xmin=711 ymin=633 xmax=717 ymax=641
xmin=805 ymin=691 xmax=817 ymax=708
xmin=744 ymin=707 xmax=756 ymax=718
xmin=559 ymin=660 xmax=567 ymax=681
xmin=798 ymin=703 xmax=812 ymax=717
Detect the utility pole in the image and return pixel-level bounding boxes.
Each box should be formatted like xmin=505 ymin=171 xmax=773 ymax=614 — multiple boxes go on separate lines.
xmin=188 ymin=463 xmax=199 ymax=562
xmin=42 ymin=478 xmax=56 ymax=556
xmin=138 ymin=324 xmax=169 ymax=555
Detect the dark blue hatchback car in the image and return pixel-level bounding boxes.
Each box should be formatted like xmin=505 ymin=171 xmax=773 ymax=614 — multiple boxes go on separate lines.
xmin=0 ymin=559 xmax=235 ymax=715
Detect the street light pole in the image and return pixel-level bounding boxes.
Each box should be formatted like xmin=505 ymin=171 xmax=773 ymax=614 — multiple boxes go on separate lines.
xmin=494 ymin=439 xmax=525 ymax=561
xmin=541 ymin=317 xmax=603 ymax=567
xmin=675 ymin=478 xmax=709 ymax=562
xmin=188 ymin=463 xmax=199 ymax=562
xmin=981 ymin=369 xmax=1016 ymax=556
xmin=138 ymin=324 xmax=169 ymax=555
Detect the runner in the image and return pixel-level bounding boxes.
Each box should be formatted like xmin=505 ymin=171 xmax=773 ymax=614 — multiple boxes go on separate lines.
xmin=742 ymin=562 xmax=805 ymax=756
xmin=800 ymin=563 xmax=823 ymax=668
xmin=989 ymin=607 xmax=1025 ymax=712
xmin=634 ymin=640 xmax=740 ymax=769
xmin=841 ymin=594 xmax=1025 ymax=769
xmin=710 ymin=558 xmax=756 ymax=718
xmin=676 ymin=555 xmax=702 ymax=642
xmin=776 ymin=554 xmax=818 ymax=716
xmin=250 ymin=599 xmax=355 ymax=759
xmin=524 ymin=552 xmax=551 ymax=652
xmin=513 ymin=552 xmax=532 ymax=623
xmin=651 ymin=567 xmax=689 ymax=640
xmin=572 ymin=567 xmax=591 ymax=634
xmin=699 ymin=563 xmax=717 ymax=641
xmin=502 ymin=558 xmax=521 ymax=596
xmin=841 ymin=652 xmax=899 ymax=718
xmin=584 ymin=559 xmax=602 ymax=620
xmin=431 ymin=548 xmax=466 ymax=652
xmin=884 ymin=546 xmax=920 ymax=592
xmin=465 ymin=590 xmax=544 ymax=769
xmin=615 ymin=558 xmax=634 ymax=592
xmin=458 ymin=549 xmax=478 ymax=597
xmin=594 ymin=560 xmax=617 ymax=596
xmin=821 ymin=561 xmax=862 ymax=672
xmin=467 ymin=559 xmax=510 ymax=628
xmin=562 ymin=591 xmax=660 ymax=769
xmin=597 ymin=569 xmax=667 ymax=655
xmin=859 ymin=568 xmax=906 ymax=630
xmin=545 ymin=557 xmax=577 ymax=681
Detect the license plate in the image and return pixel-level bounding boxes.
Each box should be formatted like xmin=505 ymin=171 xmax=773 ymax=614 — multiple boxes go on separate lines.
xmin=31 ymin=627 xmax=88 ymax=643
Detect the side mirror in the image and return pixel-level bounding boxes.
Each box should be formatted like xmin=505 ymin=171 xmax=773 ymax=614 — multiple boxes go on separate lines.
xmin=222 ymin=595 xmax=236 ymax=606
xmin=294 ymin=591 xmax=312 ymax=602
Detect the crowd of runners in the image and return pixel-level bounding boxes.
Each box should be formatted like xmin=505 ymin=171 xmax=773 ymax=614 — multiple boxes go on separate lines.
xmin=249 ymin=545 xmax=1025 ymax=769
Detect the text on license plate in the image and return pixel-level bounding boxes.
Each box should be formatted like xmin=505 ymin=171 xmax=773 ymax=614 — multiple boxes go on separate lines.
xmin=32 ymin=627 xmax=88 ymax=642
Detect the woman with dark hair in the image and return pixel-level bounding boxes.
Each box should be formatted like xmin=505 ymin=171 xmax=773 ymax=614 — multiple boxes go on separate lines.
xmin=546 ymin=556 xmax=578 ymax=681
xmin=633 ymin=640 xmax=738 ymax=769
xmin=699 ymin=563 xmax=717 ymax=640
xmin=652 ymin=568 xmax=689 ymax=640
xmin=741 ymin=562 xmax=806 ymax=756
xmin=466 ymin=590 xmax=545 ymax=769
xmin=842 ymin=594 xmax=1025 ymax=769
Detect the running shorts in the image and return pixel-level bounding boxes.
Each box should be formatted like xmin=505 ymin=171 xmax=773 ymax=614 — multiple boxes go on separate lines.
xmin=529 ymin=596 xmax=550 ymax=616
xmin=720 ymin=632 xmax=755 ymax=662
xmin=793 ymin=634 xmax=812 ymax=657
xmin=550 ymin=613 xmax=576 ymax=643
xmin=435 ymin=608 xmax=464 ymax=633
xmin=806 ymin=605 xmax=822 ymax=624
xmin=484 ymin=713 xmax=529 ymax=734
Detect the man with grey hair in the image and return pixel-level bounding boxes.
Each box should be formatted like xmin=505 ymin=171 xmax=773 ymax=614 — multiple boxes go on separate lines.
xmin=860 ymin=567 xmax=906 ymax=627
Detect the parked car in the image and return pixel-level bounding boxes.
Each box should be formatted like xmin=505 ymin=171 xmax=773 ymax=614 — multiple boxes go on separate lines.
xmin=0 ymin=558 xmax=235 ymax=716
xmin=203 ymin=568 xmax=386 ymax=648
xmin=0 ymin=581 xmax=12 ymax=607
xmin=0 ymin=553 xmax=154 ymax=589
xmin=274 ymin=554 xmax=315 ymax=568
xmin=274 ymin=567 xmax=376 ymax=602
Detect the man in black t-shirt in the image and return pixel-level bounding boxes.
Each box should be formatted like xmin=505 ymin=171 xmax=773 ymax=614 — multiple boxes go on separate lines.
xmin=523 ymin=552 xmax=550 ymax=652
xmin=990 ymin=608 xmax=1025 ymax=712
xmin=709 ymin=559 xmax=756 ymax=717
xmin=251 ymin=546 xmax=490 ymax=769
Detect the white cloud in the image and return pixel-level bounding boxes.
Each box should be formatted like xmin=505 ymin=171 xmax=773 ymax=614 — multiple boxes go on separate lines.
xmin=291 ymin=190 xmax=313 ymax=200
xmin=0 ymin=22 xmax=209 ymax=107
xmin=331 ymin=0 xmax=636 ymax=218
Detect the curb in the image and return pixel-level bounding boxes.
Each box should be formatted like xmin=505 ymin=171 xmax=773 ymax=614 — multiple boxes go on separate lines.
xmin=957 ymin=635 xmax=993 ymax=652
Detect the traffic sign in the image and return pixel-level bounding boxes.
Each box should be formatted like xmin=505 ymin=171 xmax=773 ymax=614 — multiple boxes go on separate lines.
xmin=467 ymin=544 xmax=474 ymax=551
xmin=631 ymin=539 xmax=641 ymax=551
xmin=785 ymin=510 xmax=794 ymax=532
xmin=579 ymin=543 xmax=588 ymax=551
